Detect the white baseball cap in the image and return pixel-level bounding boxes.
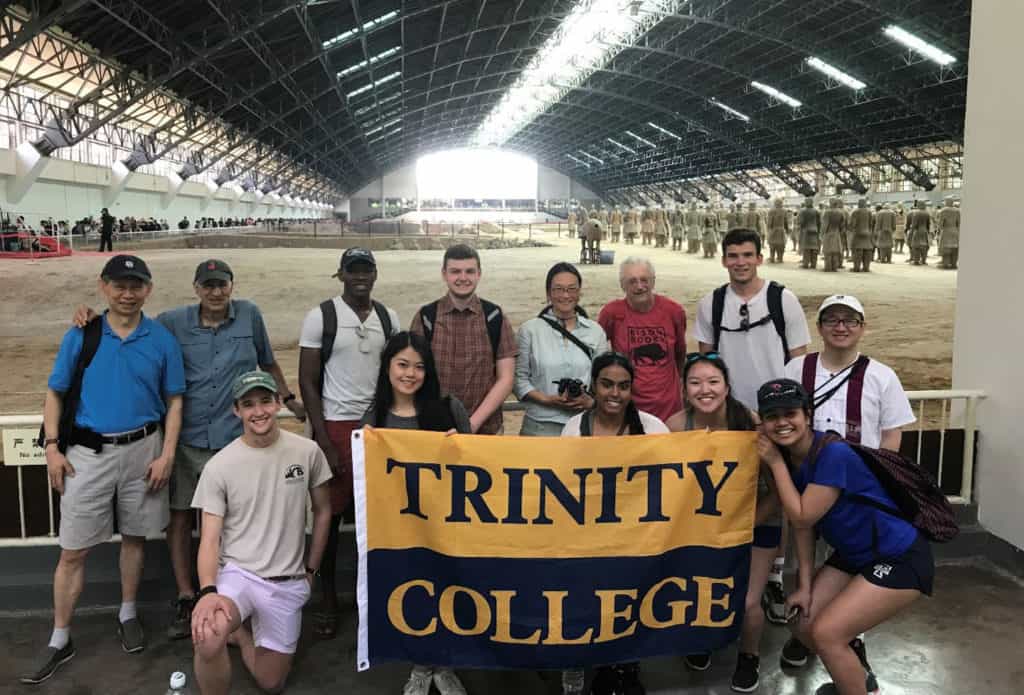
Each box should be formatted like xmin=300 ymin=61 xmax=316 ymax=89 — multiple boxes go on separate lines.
xmin=818 ymin=294 xmax=865 ymax=319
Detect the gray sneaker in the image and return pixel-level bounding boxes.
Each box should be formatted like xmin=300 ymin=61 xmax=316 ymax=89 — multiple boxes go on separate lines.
xmin=167 ymin=596 xmax=194 ymax=640
xmin=19 ymin=641 xmax=75 ymax=684
xmin=118 ymin=618 xmax=146 ymax=653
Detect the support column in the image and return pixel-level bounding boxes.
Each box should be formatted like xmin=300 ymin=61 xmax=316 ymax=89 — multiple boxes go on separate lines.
xmin=162 ymin=172 xmax=186 ymax=208
xmin=103 ymin=161 xmax=132 ymax=206
xmin=952 ymin=1 xmax=1024 ymax=550
xmin=7 ymin=142 xmax=49 ymax=204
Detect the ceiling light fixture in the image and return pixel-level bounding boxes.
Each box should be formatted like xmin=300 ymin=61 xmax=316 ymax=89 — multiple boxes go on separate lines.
xmin=750 ymin=80 xmax=802 ymax=107
xmin=624 ymin=130 xmax=657 ymax=147
xmin=347 ymin=71 xmax=401 ymax=99
xmin=647 ymin=122 xmax=682 ymax=140
xmin=607 ymin=138 xmax=637 ymax=154
xmin=709 ymin=97 xmax=751 ymax=122
xmin=337 ymin=46 xmax=401 ymax=78
xmin=805 ymin=56 xmax=867 ymax=90
xmin=578 ymin=150 xmax=605 ymax=165
xmin=883 ymin=25 xmax=956 ymax=66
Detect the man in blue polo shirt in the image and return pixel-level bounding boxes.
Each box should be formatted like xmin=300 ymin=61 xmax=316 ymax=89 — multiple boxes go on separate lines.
xmin=72 ymin=258 xmax=305 ymax=640
xmin=22 ymin=255 xmax=185 ymax=685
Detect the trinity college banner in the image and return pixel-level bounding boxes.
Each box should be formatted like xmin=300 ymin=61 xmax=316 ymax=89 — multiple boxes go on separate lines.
xmin=351 ymin=428 xmax=758 ymax=671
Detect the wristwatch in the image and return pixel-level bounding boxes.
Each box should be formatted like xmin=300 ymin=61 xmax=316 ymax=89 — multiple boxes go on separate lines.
xmin=306 ymin=566 xmax=320 ymax=577
xmin=43 ymin=438 xmax=59 ymax=449
xmin=197 ymin=585 xmax=218 ymax=598
xmin=283 ymin=394 xmax=296 ymax=404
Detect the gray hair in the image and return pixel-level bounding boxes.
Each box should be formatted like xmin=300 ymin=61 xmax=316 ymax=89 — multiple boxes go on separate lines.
xmin=619 ymin=256 xmax=656 ymax=284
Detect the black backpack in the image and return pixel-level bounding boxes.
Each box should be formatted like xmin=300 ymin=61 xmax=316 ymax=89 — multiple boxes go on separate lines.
xmin=318 ymin=299 xmax=393 ymax=389
xmin=711 ymin=280 xmax=790 ymax=362
xmin=420 ymin=298 xmax=503 ymax=359
xmin=809 ymin=431 xmax=959 ymax=543
xmin=38 ymin=317 xmax=103 ymax=454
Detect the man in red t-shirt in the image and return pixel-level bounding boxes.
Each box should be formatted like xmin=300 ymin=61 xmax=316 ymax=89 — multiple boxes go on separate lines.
xmin=598 ymin=257 xmax=687 ymax=422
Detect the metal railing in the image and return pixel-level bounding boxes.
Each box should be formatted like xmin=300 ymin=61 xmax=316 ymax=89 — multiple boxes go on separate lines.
xmin=0 ymin=389 xmax=985 ymax=546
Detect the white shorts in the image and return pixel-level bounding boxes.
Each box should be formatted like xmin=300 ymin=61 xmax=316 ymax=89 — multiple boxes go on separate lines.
xmin=216 ymin=563 xmax=311 ymax=654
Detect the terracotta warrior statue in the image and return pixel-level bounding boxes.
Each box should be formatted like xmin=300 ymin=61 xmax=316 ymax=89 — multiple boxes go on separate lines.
xmin=798 ymin=197 xmax=821 ymax=269
xmin=873 ymin=203 xmax=896 ymax=264
xmin=685 ymin=201 xmax=702 ymax=253
xmin=821 ymin=197 xmax=847 ymax=272
xmin=936 ymin=196 xmax=960 ymax=269
xmin=766 ymin=198 xmax=791 ymax=263
xmin=848 ymin=198 xmax=875 ymax=272
xmin=906 ymin=200 xmax=931 ymax=265
xmin=701 ymin=205 xmax=718 ymax=258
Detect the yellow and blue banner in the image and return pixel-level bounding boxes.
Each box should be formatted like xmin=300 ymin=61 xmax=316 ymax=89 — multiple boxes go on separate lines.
xmin=351 ymin=428 xmax=758 ymax=671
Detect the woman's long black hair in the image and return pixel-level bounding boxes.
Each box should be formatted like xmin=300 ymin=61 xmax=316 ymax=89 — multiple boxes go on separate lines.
xmin=682 ymin=353 xmax=757 ymax=431
xmin=540 ymin=262 xmax=589 ymax=318
xmin=371 ymin=331 xmax=443 ymax=427
xmin=591 ymin=351 xmax=645 ymax=435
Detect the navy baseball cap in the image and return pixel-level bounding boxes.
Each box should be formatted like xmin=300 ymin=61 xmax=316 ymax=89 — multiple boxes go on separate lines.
xmin=101 ymin=255 xmax=151 ymax=282
xmin=757 ymin=378 xmax=810 ymax=415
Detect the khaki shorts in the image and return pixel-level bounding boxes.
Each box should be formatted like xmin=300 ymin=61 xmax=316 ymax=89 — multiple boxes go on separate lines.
xmin=169 ymin=443 xmax=217 ymax=511
xmin=60 ymin=431 xmax=169 ymax=550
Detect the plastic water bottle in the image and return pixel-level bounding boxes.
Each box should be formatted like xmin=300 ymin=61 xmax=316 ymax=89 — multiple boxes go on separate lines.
xmin=561 ymin=668 xmax=585 ymax=695
xmin=166 ymin=671 xmax=189 ymax=695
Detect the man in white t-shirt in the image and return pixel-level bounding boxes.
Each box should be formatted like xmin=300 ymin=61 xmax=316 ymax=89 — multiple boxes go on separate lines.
xmin=297 ymin=247 xmax=399 ymax=638
xmin=784 ymin=294 xmax=915 ymax=450
xmin=191 ymin=371 xmax=332 ymax=695
xmin=695 ymin=228 xmax=811 ymax=410
xmin=695 ymin=227 xmax=810 ymax=627
xmin=778 ymin=295 xmax=914 ymax=678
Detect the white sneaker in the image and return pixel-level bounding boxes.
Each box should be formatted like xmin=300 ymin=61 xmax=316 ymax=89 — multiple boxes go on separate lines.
xmin=403 ymin=665 xmax=433 ymax=695
xmin=433 ymin=667 xmax=468 ymax=695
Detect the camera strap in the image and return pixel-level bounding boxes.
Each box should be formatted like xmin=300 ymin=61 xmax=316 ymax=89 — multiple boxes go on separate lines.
xmin=539 ymin=314 xmax=593 ymax=360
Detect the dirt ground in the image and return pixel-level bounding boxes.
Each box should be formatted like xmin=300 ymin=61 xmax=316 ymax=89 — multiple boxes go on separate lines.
xmin=0 ymin=232 xmax=956 ymax=420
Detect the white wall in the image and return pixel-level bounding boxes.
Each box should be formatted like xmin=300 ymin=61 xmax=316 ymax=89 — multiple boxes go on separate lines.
xmin=0 ymin=149 xmax=329 ymax=226
xmin=952 ymin=2 xmax=1024 ymax=549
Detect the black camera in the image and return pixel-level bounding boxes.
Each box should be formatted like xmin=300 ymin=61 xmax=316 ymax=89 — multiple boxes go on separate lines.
xmin=553 ymin=378 xmax=585 ymax=399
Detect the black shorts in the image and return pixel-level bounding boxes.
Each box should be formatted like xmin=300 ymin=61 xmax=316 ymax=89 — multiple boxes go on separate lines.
xmin=825 ymin=533 xmax=934 ymax=596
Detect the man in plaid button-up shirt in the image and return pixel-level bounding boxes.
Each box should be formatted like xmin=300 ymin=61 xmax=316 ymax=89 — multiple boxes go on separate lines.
xmin=410 ymin=244 xmax=517 ymax=434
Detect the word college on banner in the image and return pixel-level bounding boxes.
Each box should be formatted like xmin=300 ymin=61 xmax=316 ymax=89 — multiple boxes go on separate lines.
xmin=351 ymin=428 xmax=758 ymax=671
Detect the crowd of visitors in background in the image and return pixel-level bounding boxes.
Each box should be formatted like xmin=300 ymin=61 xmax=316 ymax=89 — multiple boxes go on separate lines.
xmin=24 ymin=228 xmax=933 ymax=695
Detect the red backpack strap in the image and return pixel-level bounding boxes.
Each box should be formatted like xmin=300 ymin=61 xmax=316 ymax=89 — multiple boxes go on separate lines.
xmin=801 ymin=353 xmax=819 ymax=396
xmin=843 ymin=355 xmax=872 ymax=444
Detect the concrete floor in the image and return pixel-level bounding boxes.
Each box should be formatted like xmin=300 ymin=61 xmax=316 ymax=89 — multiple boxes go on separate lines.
xmin=1 ymin=562 xmax=1021 ymax=695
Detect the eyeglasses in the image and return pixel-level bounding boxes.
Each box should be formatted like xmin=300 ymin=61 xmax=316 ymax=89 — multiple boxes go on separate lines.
xmin=820 ymin=317 xmax=863 ymax=328
xmin=686 ymin=351 xmax=721 ymax=363
xmin=550 ymin=285 xmax=580 ymax=296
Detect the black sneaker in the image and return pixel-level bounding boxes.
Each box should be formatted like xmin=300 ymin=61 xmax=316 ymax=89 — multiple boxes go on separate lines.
xmin=590 ymin=666 xmax=618 ymax=695
xmin=118 ymin=617 xmax=146 ymax=653
xmin=762 ymin=580 xmax=788 ymax=625
xmin=814 ymin=673 xmax=881 ymax=695
xmin=167 ymin=596 xmax=195 ymax=640
xmin=615 ymin=663 xmax=645 ymax=695
xmin=684 ymin=652 xmax=712 ymax=671
xmin=19 ymin=641 xmax=75 ymax=684
xmin=731 ymin=653 xmax=759 ymax=692
xmin=780 ymin=637 xmax=810 ymax=668
xmin=849 ymin=637 xmax=873 ymax=674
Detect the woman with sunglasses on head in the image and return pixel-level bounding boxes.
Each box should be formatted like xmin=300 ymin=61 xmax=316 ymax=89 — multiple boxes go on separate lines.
xmin=756 ymin=379 xmax=933 ymax=695
xmin=665 ymin=353 xmax=780 ymax=692
xmin=514 ymin=263 xmax=608 ymax=437
xmin=560 ymin=352 xmax=668 ymax=695
xmin=360 ymin=331 xmax=472 ymax=695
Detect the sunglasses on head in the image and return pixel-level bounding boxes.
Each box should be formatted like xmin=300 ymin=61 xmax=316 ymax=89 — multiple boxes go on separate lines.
xmin=686 ymin=351 xmax=721 ymax=364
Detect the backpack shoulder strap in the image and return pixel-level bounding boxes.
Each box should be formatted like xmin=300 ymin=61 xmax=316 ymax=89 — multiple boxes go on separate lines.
xmin=843 ymin=355 xmax=872 ymax=444
xmin=480 ymin=299 xmax=503 ymax=359
xmin=766 ymin=281 xmax=791 ymax=362
xmin=711 ymin=284 xmax=728 ymax=350
xmin=318 ymin=300 xmax=337 ymax=390
xmin=371 ymin=300 xmax=393 ymax=339
xmin=419 ymin=301 xmax=439 ymax=345
xmin=801 ymin=352 xmax=819 ymax=396
xmin=580 ymin=411 xmax=593 ymax=437
xmin=80 ymin=315 xmax=103 ymax=368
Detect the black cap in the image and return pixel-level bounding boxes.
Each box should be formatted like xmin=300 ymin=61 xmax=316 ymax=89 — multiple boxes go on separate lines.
xmin=101 ymin=255 xmax=151 ymax=282
xmin=194 ymin=259 xmax=233 ymax=284
xmin=333 ymin=247 xmax=376 ymax=277
xmin=757 ymin=378 xmax=810 ymax=415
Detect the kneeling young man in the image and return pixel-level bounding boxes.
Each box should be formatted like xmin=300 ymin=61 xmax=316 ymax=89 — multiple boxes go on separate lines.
xmin=191 ymin=371 xmax=332 ymax=695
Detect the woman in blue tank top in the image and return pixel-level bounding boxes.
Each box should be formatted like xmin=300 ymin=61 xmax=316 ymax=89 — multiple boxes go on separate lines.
xmin=756 ymin=379 xmax=933 ymax=695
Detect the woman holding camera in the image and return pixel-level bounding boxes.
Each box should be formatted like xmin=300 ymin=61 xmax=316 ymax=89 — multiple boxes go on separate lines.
xmin=514 ymin=262 xmax=608 ymax=436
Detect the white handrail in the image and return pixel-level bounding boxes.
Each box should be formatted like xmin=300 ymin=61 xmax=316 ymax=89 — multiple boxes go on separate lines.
xmin=0 ymin=389 xmax=987 ymax=545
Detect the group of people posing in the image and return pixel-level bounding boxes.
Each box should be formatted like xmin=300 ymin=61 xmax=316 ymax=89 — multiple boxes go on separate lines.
xmin=566 ymin=194 xmax=962 ymax=273
xmin=28 ymin=227 xmax=931 ymax=695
